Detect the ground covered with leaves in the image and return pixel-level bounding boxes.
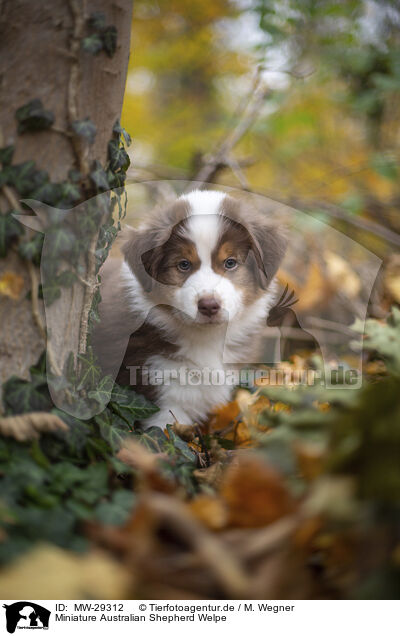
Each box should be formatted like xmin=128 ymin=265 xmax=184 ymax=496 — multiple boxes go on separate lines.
xmin=0 ymin=311 xmax=400 ymax=599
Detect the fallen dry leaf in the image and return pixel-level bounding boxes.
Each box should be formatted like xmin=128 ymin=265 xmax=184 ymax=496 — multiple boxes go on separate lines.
xmin=219 ymin=453 xmax=295 ymax=528
xmin=295 ymin=440 xmax=326 ymax=481
xmin=188 ymin=495 xmax=228 ymax=530
xmin=0 ymin=271 xmax=24 ymax=299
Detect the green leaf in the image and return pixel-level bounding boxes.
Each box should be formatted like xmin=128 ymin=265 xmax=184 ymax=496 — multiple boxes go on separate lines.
xmin=82 ymin=34 xmax=103 ymax=55
xmin=95 ymin=489 xmax=135 ymax=525
xmin=56 ymin=270 xmax=77 ymax=287
xmin=58 ymin=181 xmax=81 ymax=207
xmin=7 ymin=161 xmax=37 ymax=196
xmin=109 ymin=384 xmax=159 ymax=422
xmin=102 ymin=25 xmax=117 ymax=58
xmin=76 ymin=346 xmax=101 ymax=391
xmin=71 ymin=118 xmax=97 ymax=144
xmin=72 ymin=462 xmax=109 ymax=504
xmin=113 ymin=119 xmax=131 ymax=146
xmin=88 ymin=11 xmax=107 ymax=31
xmin=41 ymin=279 xmax=61 ymax=305
xmin=94 ymin=408 xmax=132 ymax=451
xmin=50 ymin=409 xmax=91 ymax=455
xmin=108 ymin=139 xmax=130 ymax=172
xmin=30 ymin=182 xmax=61 ymax=206
xmin=18 ymin=234 xmax=43 ymax=265
xmin=45 ymin=227 xmax=75 ymax=259
xmin=352 ymin=313 xmax=400 ymax=376
xmin=15 ymin=99 xmax=54 ymax=133
xmin=88 ymin=375 xmax=114 ymax=406
xmin=90 ymin=160 xmax=109 ymax=191
xmin=0 ymin=210 xmax=24 ymax=257
xmin=0 ymin=145 xmax=14 ymax=166
xmin=2 ymin=376 xmax=52 ymax=415
xmin=370 ymin=154 xmax=398 ymax=180
xmin=68 ymin=169 xmax=83 ymax=183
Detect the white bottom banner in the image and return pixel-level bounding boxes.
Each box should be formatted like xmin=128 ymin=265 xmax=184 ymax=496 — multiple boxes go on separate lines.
xmin=1 ymin=600 xmax=398 ymax=636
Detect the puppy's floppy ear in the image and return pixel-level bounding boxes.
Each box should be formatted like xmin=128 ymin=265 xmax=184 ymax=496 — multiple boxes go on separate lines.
xmin=121 ymin=226 xmax=165 ymax=293
xmin=248 ymin=220 xmax=287 ymax=290
xmin=220 ymin=195 xmax=287 ymax=290
xmin=122 ymin=199 xmax=190 ymax=292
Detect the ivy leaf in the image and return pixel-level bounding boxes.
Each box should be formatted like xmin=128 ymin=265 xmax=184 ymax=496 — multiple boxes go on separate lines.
xmin=50 ymin=409 xmax=91 ymax=455
xmin=109 ymin=384 xmax=159 ymax=422
xmin=88 ymin=11 xmax=107 ymax=31
xmin=82 ymin=34 xmax=103 ymax=55
xmin=45 ymin=227 xmax=75 ymax=259
xmin=102 ymin=25 xmax=117 ymax=57
xmin=56 ymin=270 xmax=77 ymax=288
xmin=16 ymin=99 xmax=55 ymax=134
xmin=108 ymin=139 xmax=130 ymax=172
xmin=72 ymin=462 xmax=109 ymax=505
xmin=94 ymin=408 xmax=132 ymax=451
xmin=113 ymin=119 xmax=131 ymax=146
xmin=7 ymin=161 xmax=38 ymax=196
xmin=88 ymin=375 xmax=114 ymax=406
xmin=30 ymin=182 xmax=61 ymax=207
xmin=71 ymin=118 xmax=97 ymax=144
xmin=41 ymin=279 xmax=61 ymax=306
xmin=0 ymin=145 xmax=14 ymax=166
xmin=68 ymin=169 xmax=83 ymax=183
xmin=94 ymin=489 xmax=135 ymax=525
xmin=0 ymin=211 xmax=24 ymax=257
xmin=165 ymin=424 xmax=197 ymax=462
xmin=2 ymin=376 xmax=52 ymax=415
xmin=90 ymin=160 xmax=109 ymax=191
xmin=18 ymin=234 xmax=44 ymax=266
xmin=76 ymin=347 xmax=101 ymax=391
xmin=107 ymin=169 xmax=126 ymax=189
xmin=58 ymin=181 xmax=81 ymax=207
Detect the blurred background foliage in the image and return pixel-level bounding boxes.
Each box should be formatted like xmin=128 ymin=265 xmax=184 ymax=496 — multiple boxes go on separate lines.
xmin=122 ymin=0 xmax=400 ymax=256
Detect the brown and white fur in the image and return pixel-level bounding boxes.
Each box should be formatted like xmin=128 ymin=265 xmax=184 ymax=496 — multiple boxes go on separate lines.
xmin=92 ymin=190 xmax=286 ymax=429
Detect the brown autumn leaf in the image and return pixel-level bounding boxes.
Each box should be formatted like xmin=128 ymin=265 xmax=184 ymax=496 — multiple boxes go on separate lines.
xmin=294 ymin=440 xmax=326 ymax=482
xmin=187 ymin=494 xmax=228 ymax=530
xmin=219 ymin=453 xmax=295 ymax=528
xmin=193 ymin=461 xmax=225 ymax=488
xmin=207 ymin=399 xmax=240 ymax=433
xmin=0 ymin=271 xmax=24 ymax=299
xmin=117 ymin=439 xmax=175 ymax=493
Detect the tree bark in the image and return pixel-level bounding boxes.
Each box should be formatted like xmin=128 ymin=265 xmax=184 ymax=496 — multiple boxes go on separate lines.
xmin=0 ymin=0 xmax=133 ymax=395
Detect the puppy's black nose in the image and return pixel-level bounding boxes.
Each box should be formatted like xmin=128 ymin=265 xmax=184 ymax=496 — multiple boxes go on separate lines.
xmin=198 ymin=297 xmax=221 ymax=317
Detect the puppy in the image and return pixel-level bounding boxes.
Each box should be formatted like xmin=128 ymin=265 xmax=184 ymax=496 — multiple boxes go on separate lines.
xmin=92 ymin=190 xmax=286 ymax=428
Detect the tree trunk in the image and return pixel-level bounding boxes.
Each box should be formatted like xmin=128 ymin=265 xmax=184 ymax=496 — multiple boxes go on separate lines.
xmin=0 ymin=0 xmax=133 ymax=401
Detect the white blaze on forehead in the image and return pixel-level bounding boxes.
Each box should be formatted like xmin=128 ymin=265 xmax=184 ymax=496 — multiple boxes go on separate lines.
xmin=179 ymin=190 xmax=226 ymax=265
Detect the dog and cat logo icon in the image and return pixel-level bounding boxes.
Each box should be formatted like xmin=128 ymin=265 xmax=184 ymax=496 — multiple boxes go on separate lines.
xmin=2 ymin=602 xmax=50 ymax=633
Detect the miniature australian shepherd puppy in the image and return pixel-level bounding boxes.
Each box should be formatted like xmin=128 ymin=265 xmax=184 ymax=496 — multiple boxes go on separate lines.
xmin=92 ymin=190 xmax=286 ymax=429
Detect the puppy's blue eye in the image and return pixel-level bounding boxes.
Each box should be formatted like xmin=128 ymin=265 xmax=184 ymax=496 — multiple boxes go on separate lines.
xmin=224 ymin=257 xmax=238 ymax=270
xmin=178 ymin=259 xmax=191 ymax=272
